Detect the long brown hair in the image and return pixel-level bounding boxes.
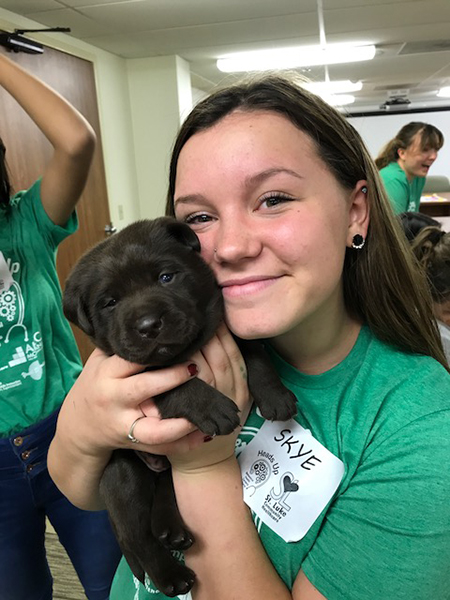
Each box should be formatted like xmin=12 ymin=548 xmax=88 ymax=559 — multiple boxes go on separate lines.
xmin=375 ymin=122 xmax=444 ymax=170
xmin=0 ymin=137 xmax=12 ymax=208
xmin=165 ymin=73 xmax=448 ymax=370
xmin=411 ymin=227 xmax=450 ymax=305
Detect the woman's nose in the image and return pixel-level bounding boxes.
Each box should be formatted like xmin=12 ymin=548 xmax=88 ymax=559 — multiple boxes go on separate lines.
xmin=213 ymin=222 xmax=262 ymax=263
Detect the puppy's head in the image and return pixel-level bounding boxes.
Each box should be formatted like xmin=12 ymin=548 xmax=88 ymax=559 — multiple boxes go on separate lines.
xmin=63 ymin=217 xmax=223 ymax=366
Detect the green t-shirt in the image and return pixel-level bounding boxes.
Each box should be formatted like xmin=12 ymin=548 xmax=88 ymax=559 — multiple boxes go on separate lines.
xmin=0 ymin=179 xmax=82 ymax=437
xmin=111 ymin=326 xmax=450 ymax=600
xmin=379 ymin=161 xmax=426 ymax=213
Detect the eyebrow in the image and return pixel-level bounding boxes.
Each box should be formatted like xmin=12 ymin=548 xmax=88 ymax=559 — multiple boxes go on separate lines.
xmin=245 ymin=167 xmax=304 ymax=188
xmin=174 ymin=167 xmax=304 ymax=208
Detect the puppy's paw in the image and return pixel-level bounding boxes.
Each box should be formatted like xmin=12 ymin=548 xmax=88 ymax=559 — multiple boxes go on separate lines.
xmin=154 ymin=563 xmax=196 ymax=598
xmin=257 ymin=389 xmax=298 ymax=422
xmin=156 ymin=526 xmax=194 ymax=551
xmin=195 ymin=398 xmax=240 ymax=436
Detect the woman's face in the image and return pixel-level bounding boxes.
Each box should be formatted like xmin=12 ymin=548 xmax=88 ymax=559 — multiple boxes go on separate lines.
xmin=398 ymin=132 xmax=439 ymax=180
xmin=174 ymin=111 xmax=367 ymax=342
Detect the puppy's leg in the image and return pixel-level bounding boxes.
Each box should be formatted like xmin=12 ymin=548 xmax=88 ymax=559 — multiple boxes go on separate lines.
xmin=155 ymin=377 xmax=241 ymax=436
xmin=238 ymin=339 xmax=298 ymax=421
xmin=152 ymin=469 xmax=194 ymax=551
xmin=100 ymin=450 xmax=196 ymax=597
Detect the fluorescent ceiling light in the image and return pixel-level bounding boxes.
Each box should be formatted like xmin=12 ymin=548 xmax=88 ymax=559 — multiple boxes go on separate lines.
xmin=437 ymin=86 xmax=450 ymax=98
xmin=302 ymin=80 xmax=363 ymax=95
xmin=217 ymin=43 xmax=376 ymax=73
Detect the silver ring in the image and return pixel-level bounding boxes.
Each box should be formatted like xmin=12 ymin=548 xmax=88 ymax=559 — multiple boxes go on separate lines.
xmin=127 ymin=415 xmax=146 ymax=444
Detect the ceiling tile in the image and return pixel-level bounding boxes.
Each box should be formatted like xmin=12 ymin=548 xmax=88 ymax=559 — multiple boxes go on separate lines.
xmin=22 ymin=7 xmax=117 ymax=37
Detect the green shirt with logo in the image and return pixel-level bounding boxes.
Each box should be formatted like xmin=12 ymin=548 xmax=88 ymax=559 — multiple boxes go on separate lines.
xmin=111 ymin=326 xmax=450 ymax=600
xmin=0 ymin=179 xmax=81 ymax=437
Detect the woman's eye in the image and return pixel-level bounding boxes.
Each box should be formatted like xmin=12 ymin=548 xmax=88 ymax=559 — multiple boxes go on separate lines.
xmin=184 ymin=213 xmax=212 ymax=225
xmin=159 ymin=273 xmax=174 ymax=284
xmin=260 ymin=193 xmax=294 ymax=208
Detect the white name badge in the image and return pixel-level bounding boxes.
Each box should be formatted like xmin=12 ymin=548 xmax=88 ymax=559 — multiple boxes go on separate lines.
xmin=239 ymin=419 xmax=345 ymax=542
xmin=0 ymin=251 xmax=13 ymax=293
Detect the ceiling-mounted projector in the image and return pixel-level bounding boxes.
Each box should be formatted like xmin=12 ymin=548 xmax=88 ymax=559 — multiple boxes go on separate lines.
xmin=379 ymin=97 xmax=411 ymax=111
xmin=0 ymin=32 xmax=43 ymax=54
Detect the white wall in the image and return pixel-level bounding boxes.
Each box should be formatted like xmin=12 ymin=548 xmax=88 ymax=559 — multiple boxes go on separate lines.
xmin=127 ymin=55 xmax=192 ymax=219
xmin=349 ymin=111 xmax=450 ymax=180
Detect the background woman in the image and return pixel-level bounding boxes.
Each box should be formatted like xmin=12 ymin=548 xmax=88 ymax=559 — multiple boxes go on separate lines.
xmin=375 ymin=121 xmax=444 ymax=213
xmin=0 ymin=53 xmax=121 ymax=600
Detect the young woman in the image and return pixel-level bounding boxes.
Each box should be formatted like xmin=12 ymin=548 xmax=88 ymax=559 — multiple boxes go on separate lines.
xmin=375 ymin=122 xmax=444 ymax=214
xmin=48 ymin=74 xmax=450 ymax=600
xmin=0 ymin=54 xmax=121 ymax=600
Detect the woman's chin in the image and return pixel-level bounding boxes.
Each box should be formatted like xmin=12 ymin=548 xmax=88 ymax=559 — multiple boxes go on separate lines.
xmin=226 ymin=314 xmax=282 ymax=341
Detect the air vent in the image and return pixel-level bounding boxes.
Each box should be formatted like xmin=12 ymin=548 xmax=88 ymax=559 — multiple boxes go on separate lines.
xmin=399 ymin=40 xmax=450 ymax=55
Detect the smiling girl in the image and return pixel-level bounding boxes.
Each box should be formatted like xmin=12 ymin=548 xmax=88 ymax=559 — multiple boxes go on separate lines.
xmin=49 ymin=74 xmax=450 ymax=600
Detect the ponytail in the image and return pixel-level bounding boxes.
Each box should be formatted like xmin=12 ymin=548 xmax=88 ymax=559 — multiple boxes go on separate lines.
xmin=375 ymin=139 xmax=403 ymax=170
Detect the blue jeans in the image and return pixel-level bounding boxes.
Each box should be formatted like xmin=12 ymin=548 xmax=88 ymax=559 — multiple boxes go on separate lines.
xmin=0 ymin=410 xmax=122 ymax=600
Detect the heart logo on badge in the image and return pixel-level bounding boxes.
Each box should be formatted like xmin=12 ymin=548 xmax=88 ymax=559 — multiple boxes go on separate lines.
xmin=283 ymin=475 xmax=299 ymax=493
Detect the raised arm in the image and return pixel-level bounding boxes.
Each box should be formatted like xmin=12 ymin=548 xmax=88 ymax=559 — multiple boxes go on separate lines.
xmin=0 ymin=53 xmax=96 ymax=225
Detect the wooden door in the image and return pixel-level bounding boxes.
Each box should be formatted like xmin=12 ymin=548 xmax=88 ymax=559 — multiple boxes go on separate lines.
xmin=0 ymin=45 xmax=111 ymax=363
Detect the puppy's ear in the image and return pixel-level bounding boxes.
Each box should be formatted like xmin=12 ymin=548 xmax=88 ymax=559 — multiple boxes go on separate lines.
xmin=164 ymin=218 xmax=201 ymax=252
xmin=63 ymin=277 xmax=95 ymax=337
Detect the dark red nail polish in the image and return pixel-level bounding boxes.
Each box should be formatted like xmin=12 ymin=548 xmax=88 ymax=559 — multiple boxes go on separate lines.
xmin=188 ymin=363 xmax=198 ymax=377
xmin=203 ymin=435 xmax=213 ymax=443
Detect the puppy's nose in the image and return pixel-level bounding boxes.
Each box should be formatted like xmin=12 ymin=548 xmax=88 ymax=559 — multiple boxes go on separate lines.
xmin=135 ymin=315 xmax=163 ymax=338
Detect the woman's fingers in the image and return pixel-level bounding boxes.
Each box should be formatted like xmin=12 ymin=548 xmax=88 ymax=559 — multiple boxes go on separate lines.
xmin=200 ymin=323 xmax=249 ymax=411
xmin=74 ymin=323 xmax=250 ymax=466
xmin=127 ymin=414 xmax=204 ymax=454
xmin=122 ymin=362 xmax=198 ymax=403
xmin=89 ymin=353 xmax=199 ymax=407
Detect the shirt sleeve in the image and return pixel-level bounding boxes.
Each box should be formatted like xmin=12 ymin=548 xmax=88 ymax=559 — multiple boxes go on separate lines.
xmin=12 ymin=179 xmax=78 ymax=249
xmin=302 ymin=409 xmax=450 ymax=600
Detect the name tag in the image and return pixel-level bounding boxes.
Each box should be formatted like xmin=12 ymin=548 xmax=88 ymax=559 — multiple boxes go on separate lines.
xmin=239 ymin=419 xmax=344 ymax=542
xmin=0 ymin=251 xmax=14 ymax=293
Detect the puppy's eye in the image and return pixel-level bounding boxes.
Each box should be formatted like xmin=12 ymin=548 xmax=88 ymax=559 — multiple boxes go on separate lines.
xmin=103 ymin=298 xmax=117 ymax=309
xmin=159 ymin=273 xmax=174 ymax=284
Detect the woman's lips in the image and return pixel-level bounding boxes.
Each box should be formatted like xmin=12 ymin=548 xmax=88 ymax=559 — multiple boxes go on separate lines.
xmin=220 ymin=276 xmax=280 ymax=298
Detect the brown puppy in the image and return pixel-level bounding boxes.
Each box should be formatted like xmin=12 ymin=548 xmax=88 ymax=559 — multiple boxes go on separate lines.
xmin=63 ymin=217 xmax=297 ymax=596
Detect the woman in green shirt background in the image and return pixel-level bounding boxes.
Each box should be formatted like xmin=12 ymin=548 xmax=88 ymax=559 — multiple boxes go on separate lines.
xmin=375 ymin=121 xmax=444 ymax=213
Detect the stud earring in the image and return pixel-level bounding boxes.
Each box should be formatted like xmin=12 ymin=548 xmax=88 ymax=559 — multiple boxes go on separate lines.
xmin=351 ymin=234 xmax=365 ymax=250
xmin=361 ymin=186 xmax=368 ymax=194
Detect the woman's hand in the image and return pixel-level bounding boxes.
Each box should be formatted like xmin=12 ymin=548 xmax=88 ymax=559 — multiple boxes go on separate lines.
xmin=168 ymin=323 xmax=252 ymax=474
xmin=49 ymin=323 xmax=250 ymax=508
xmin=57 ymin=347 xmax=204 ymax=459
xmin=48 ymin=347 xmax=203 ymax=509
